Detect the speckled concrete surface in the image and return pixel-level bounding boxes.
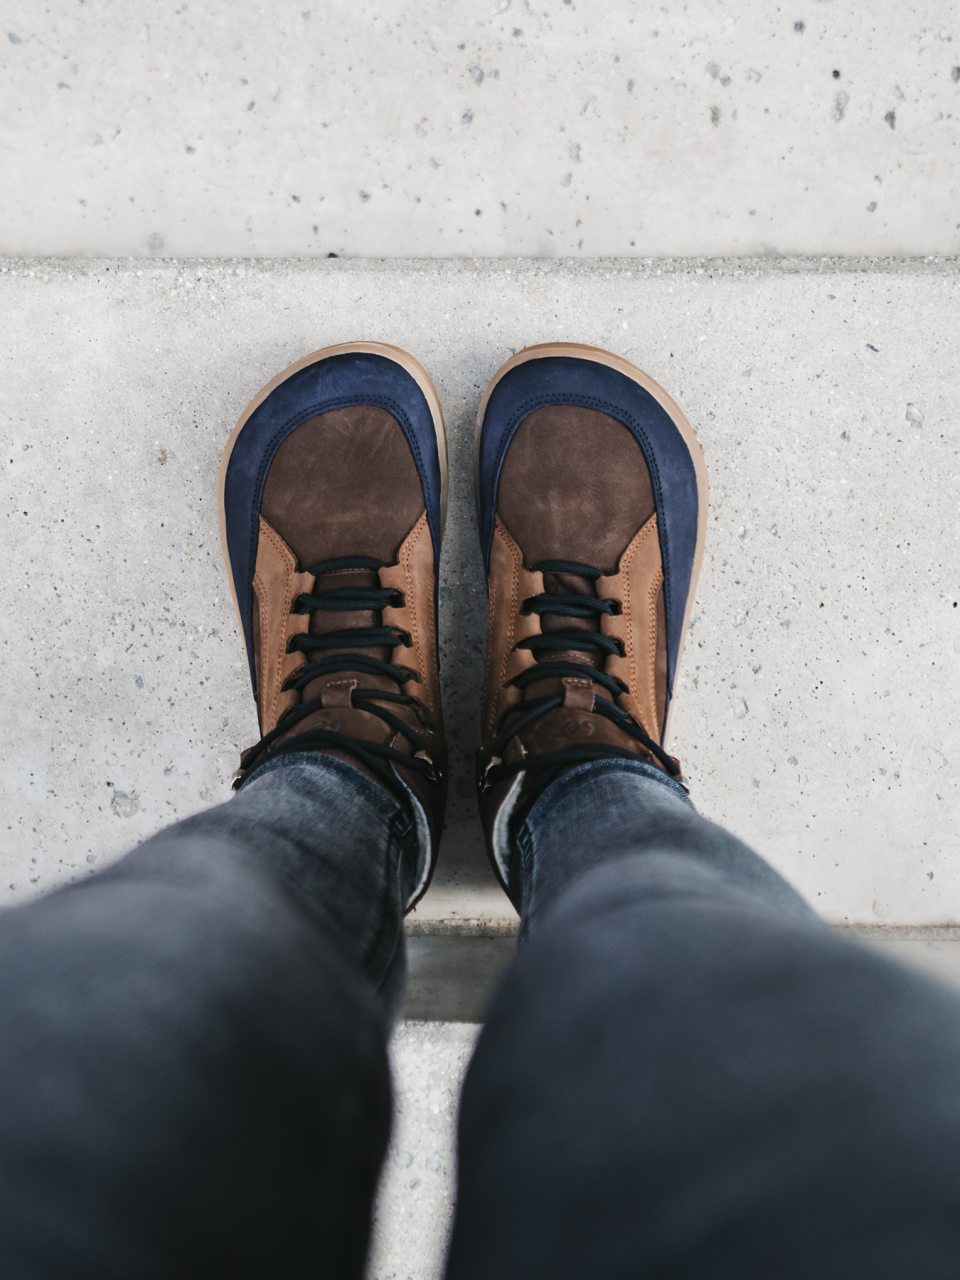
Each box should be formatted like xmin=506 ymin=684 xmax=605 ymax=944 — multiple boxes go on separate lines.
xmin=1 ymin=255 xmax=960 ymax=925
xmin=2 ymin=1 xmax=960 ymax=258
xmin=367 ymin=1020 xmax=479 ymax=1280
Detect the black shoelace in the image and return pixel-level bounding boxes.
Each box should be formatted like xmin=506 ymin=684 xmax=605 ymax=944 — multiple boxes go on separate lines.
xmin=481 ymin=559 xmax=681 ymax=800
xmin=236 ymin=556 xmax=439 ymax=802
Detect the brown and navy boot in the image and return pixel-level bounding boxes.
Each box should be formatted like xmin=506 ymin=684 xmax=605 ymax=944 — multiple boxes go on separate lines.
xmin=474 ymin=343 xmax=708 ymax=890
xmin=218 ymin=342 xmax=448 ymax=909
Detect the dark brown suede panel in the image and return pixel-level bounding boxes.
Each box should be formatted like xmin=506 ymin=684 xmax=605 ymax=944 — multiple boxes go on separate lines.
xmin=513 ymin=705 xmax=654 ymax=763
xmin=496 ymin=405 xmax=655 ymax=575
xmin=260 ymin=405 xmax=424 ymax=569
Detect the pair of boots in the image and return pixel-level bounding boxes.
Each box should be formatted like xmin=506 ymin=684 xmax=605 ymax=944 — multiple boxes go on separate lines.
xmin=220 ymin=340 xmax=708 ymax=905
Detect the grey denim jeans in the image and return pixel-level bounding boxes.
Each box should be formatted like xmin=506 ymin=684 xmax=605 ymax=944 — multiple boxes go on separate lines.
xmin=0 ymin=754 xmax=959 ymax=1279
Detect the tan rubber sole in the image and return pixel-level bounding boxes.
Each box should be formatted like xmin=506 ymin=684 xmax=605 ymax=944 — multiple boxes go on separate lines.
xmin=474 ymin=341 xmax=709 ymax=748
xmin=217 ymin=341 xmax=448 ymax=658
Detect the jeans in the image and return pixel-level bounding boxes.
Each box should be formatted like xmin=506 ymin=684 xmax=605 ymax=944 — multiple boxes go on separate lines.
xmin=1 ymin=756 xmax=960 ymax=1278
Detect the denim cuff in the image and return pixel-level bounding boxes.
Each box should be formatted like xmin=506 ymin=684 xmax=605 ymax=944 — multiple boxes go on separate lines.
xmin=521 ymin=757 xmax=694 ymax=834
xmin=237 ymin=749 xmax=399 ymax=811
xmin=500 ymin=757 xmax=696 ymax=933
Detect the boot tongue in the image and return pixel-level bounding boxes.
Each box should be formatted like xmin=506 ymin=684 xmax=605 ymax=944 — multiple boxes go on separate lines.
xmin=537 ymin=570 xmax=603 ymax=671
xmin=301 ymin=567 xmax=399 ymax=705
xmin=518 ymin=569 xmax=604 ymax=705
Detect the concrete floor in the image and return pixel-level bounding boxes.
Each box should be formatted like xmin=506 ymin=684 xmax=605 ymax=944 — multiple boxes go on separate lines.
xmin=2 ymin=2 xmax=960 ymax=258
xmin=368 ymin=1020 xmax=479 ymax=1280
xmin=2 ymin=255 xmax=960 ymax=927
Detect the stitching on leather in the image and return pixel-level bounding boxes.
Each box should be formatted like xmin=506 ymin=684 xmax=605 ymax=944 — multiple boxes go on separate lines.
xmin=255 ymin=516 xmax=296 ymax=731
xmin=253 ymin=569 xmax=266 ymax=716
xmin=498 ymin=518 xmax=521 ymax=732
xmin=482 ymin=576 xmax=497 ymax=736
xmin=619 ymin=515 xmax=657 ymax=698
xmin=618 ymin=528 xmax=638 ymax=696
xmin=648 ymin=566 xmax=664 ymax=730
xmin=324 ymin=678 xmax=358 ymax=708
xmin=401 ymin=513 xmax=429 ymax=700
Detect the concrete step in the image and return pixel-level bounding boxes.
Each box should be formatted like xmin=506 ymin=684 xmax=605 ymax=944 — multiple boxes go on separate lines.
xmin=404 ymin=930 xmax=516 ymax=1022
xmin=402 ymin=929 xmax=960 ymax=1023
xmin=2 ymin=3 xmax=958 ymax=258
xmin=2 ymin=255 xmax=959 ymax=927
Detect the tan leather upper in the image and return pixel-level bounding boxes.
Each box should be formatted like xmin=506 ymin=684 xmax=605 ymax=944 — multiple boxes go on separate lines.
xmin=480 ymin=517 xmax=543 ymax=739
xmin=380 ymin=511 xmax=442 ymax=727
xmin=252 ymin=515 xmax=313 ymax=734
xmin=480 ymin=512 xmax=668 ymax=746
xmin=598 ymin=513 xmax=667 ymax=743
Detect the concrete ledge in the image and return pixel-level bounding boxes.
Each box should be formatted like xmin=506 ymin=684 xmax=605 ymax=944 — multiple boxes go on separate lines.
xmin=4 ymin=254 xmax=960 ymax=276
xmin=404 ymin=936 xmax=515 ymax=1022
xmin=4 ymin=1 xmax=959 ymax=259
xmin=838 ymin=924 xmax=960 ymax=941
xmin=402 ymin=925 xmax=960 ymax=1023
xmin=2 ymin=255 xmax=959 ymax=929
xmin=405 ymin=918 xmax=517 ymax=938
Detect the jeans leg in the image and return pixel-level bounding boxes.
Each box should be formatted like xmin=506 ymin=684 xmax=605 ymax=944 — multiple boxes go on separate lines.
xmin=502 ymin=758 xmax=812 ymax=941
xmin=0 ymin=754 xmax=419 ymax=1280
xmin=449 ymin=761 xmax=960 ymax=1280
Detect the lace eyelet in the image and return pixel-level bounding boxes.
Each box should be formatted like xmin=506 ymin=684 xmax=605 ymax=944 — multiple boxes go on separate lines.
xmin=414 ymin=750 xmax=441 ymax=784
xmin=480 ymin=755 xmax=503 ymax=793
